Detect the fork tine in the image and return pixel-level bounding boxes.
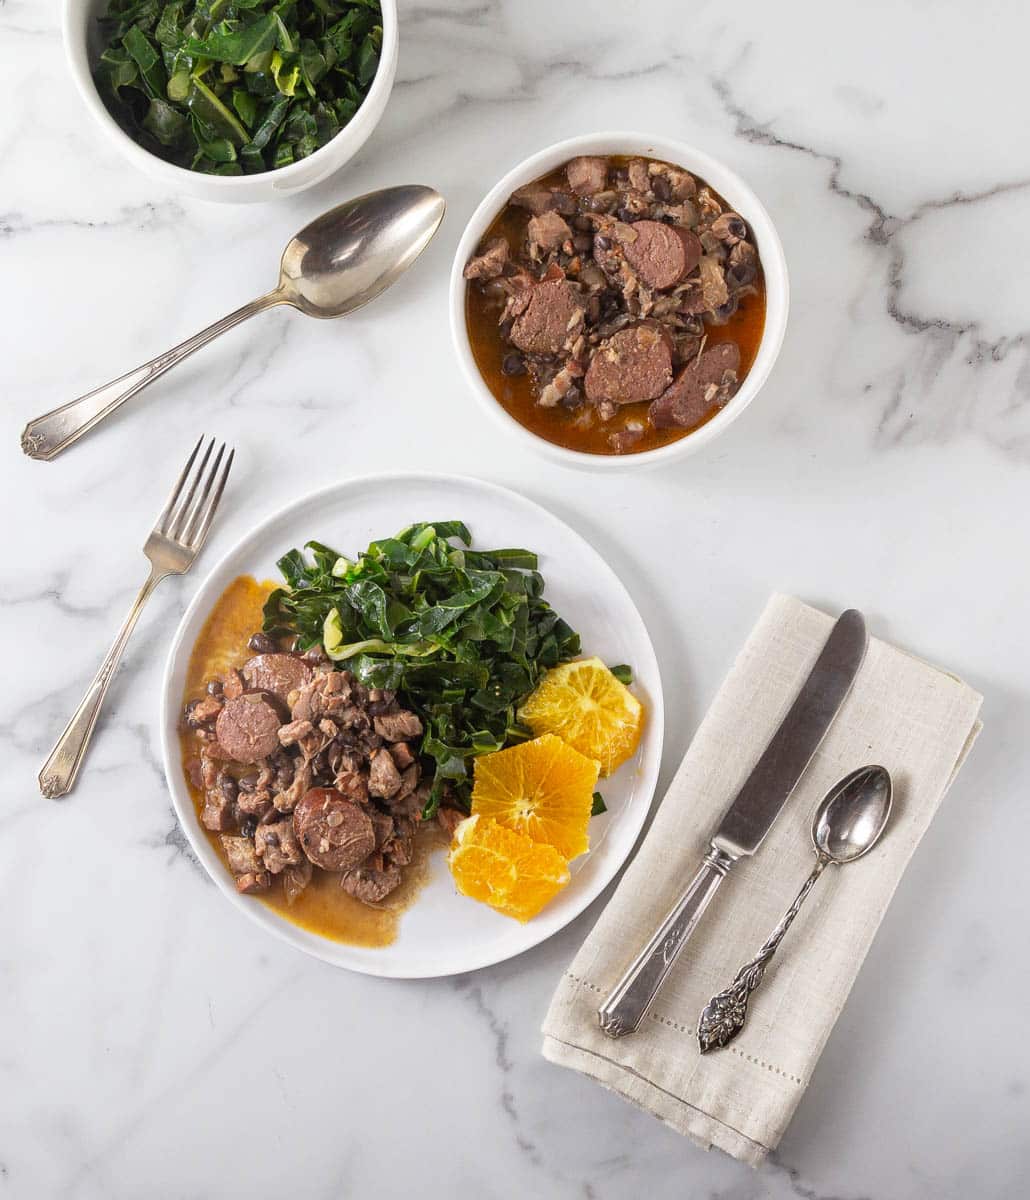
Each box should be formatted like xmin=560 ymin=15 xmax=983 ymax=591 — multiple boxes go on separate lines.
xmin=166 ymin=437 xmax=214 ymax=542
xmin=156 ymin=436 xmax=203 ymax=535
xmin=181 ymin=442 xmax=225 ymax=547
xmin=190 ymin=446 xmax=234 ymax=553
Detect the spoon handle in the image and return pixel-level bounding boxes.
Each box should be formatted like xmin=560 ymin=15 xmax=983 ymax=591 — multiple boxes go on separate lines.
xmin=21 ymin=290 xmax=284 ymax=461
xmin=697 ymin=854 xmax=829 ymax=1053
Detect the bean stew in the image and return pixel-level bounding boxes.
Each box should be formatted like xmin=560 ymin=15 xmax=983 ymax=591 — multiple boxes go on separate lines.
xmin=464 ymin=155 xmax=766 ymax=456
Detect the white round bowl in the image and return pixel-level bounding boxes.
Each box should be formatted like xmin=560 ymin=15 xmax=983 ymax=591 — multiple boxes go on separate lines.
xmin=63 ymin=0 xmax=398 ymax=204
xmin=449 ymin=132 xmax=789 ymax=471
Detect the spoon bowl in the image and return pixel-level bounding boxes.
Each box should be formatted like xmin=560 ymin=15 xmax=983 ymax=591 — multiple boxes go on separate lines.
xmin=812 ymin=764 xmax=893 ymax=865
xmin=279 ymin=186 xmax=447 ymax=318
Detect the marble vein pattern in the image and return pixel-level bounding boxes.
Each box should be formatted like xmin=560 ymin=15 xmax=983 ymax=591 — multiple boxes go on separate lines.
xmin=1 ymin=1 xmax=1028 ymax=1196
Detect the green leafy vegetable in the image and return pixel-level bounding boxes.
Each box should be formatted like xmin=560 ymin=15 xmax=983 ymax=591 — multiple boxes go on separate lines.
xmin=610 ymin=663 xmax=633 ymax=686
xmin=263 ymin=523 xmax=582 ymax=816
xmin=94 ymin=0 xmax=383 ymax=175
xmin=591 ymin=792 xmax=607 ymax=816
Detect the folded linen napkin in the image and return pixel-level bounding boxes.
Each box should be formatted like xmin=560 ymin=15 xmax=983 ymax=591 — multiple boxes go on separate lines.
xmin=542 ymin=593 xmax=982 ymax=1166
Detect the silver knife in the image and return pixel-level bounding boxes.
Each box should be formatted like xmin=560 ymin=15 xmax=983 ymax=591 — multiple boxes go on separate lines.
xmin=597 ymin=609 xmax=868 ymax=1039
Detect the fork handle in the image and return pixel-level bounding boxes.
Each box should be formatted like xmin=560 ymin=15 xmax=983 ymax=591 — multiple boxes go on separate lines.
xmin=21 ymin=290 xmax=283 ymax=462
xmin=39 ymin=569 xmax=167 ymax=798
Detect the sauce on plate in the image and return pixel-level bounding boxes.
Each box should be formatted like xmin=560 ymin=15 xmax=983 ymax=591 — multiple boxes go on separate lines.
xmin=179 ymin=575 xmax=446 ymax=949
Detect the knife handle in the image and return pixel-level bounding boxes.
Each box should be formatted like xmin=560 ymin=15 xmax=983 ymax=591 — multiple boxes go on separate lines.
xmin=597 ymin=844 xmax=737 ymax=1038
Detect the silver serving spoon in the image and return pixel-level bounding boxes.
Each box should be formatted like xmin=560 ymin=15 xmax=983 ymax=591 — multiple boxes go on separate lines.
xmin=697 ymin=764 xmax=893 ymax=1054
xmin=21 ymin=185 xmax=446 ymax=461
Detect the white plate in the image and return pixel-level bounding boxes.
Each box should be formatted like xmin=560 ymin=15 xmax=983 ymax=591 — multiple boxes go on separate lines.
xmin=160 ymin=473 xmax=663 ymax=978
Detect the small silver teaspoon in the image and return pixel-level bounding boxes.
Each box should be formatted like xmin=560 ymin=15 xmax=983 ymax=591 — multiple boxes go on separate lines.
xmin=697 ymin=764 xmax=893 ymax=1054
xmin=21 ymin=185 xmax=445 ymax=461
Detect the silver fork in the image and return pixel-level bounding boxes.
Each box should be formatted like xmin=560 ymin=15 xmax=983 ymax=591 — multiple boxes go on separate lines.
xmin=39 ymin=436 xmax=234 ymax=799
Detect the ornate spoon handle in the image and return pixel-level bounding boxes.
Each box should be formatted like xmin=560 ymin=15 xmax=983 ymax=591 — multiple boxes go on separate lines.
xmin=697 ymin=853 xmax=830 ymax=1053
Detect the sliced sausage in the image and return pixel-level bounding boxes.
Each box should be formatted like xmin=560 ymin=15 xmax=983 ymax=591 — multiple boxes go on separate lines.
xmin=215 ymin=694 xmax=283 ymax=764
xmin=509 ymin=278 xmax=585 ymax=356
xmin=293 ymin=787 xmax=375 ymax=871
xmin=649 ymin=342 xmax=742 ymax=430
xmin=566 ymin=156 xmax=608 ymax=195
xmin=616 ymin=220 xmax=702 ymax=290
xmin=584 ymin=324 xmax=674 ymax=407
xmin=341 ymin=863 xmax=403 ymax=904
xmin=241 ymin=653 xmax=312 ymax=704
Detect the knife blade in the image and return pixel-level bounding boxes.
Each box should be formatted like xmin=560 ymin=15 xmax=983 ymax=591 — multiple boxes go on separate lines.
xmin=597 ymin=609 xmax=868 ymax=1038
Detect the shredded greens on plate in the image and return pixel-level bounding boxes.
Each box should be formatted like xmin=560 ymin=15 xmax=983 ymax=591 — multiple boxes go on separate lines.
xmin=94 ymin=1 xmax=383 ymax=175
xmin=263 ymin=522 xmax=582 ymax=816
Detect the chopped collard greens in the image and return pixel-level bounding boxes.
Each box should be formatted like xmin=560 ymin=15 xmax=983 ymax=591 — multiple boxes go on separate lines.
xmin=263 ymin=522 xmax=582 ymax=816
xmin=94 ymin=1 xmax=383 ymax=175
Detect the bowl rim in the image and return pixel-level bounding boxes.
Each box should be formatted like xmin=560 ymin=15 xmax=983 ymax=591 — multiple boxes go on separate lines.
xmin=448 ymin=131 xmax=790 ymax=471
xmin=61 ymin=0 xmax=398 ymax=193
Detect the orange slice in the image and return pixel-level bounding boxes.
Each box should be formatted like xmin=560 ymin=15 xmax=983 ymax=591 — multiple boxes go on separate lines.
xmin=470 ymin=733 xmax=598 ymax=860
xmin=447 ymin=814 xmax=570 ymax=922
xmin=517 ymin=657 xmax=644 ymax=777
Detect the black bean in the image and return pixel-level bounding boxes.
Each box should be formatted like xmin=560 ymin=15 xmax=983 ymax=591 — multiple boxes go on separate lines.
xmin=206 ymin=679 xmax=223 ymax=697
xmin=248 ymin=632 xmax=276 ymax=654
xmin=501 ymin=352 xmax=526 ymax=376
xmin=598 ymin=292 xmax=622 ymax=322
xmin=238 ymin=772 xmax=259 ymax=793
xmin=594 ymin=235 xmax=611 ymax=251
xmin=302 ymin=645 xmax=328 ymax=666
xmin=218 ymin=774 xmax=239 ymax=803
xmin=652 ymin=176 xmax=671 ymax=202
xmin=240 ymin=816 xmax=258 ymax=838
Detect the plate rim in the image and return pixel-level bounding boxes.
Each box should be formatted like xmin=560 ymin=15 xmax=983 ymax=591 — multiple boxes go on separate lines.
xmin=159 ymin=470 xmax=664 ymax=978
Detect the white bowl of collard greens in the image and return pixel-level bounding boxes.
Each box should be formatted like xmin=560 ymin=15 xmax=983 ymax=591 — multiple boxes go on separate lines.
xmin=63 ymin=0 xmax=398 ymax=203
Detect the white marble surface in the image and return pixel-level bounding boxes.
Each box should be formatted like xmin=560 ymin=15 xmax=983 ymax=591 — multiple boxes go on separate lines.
xmin=2 ymin=1 xmax=1028 ymax=1196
